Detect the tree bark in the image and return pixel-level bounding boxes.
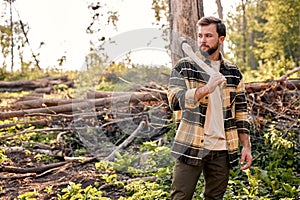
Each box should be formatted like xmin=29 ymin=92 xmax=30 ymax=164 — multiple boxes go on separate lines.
xmin=215 ymin=0 xmax=223 ymax=19
xmin=169 ymin=0 xmax=204 ymax=66
xmin=241 ymin=0 xmax=247 ymax=65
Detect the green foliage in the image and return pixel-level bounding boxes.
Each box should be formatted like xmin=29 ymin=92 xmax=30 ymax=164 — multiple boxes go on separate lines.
xmin=227 ymin=0 xmax=300 ymax=80
xmin=0 ymin=149 xmax=8 ymax=163
xmin=17 ymin=190 xmax=39 ymax=200
xmin=0 ymin=67 xmax=77 ymax=82
xmin=258 ymin=126 xmax=299 ymax=198
xmin=94 ymin=62 xmax=170 ymax=92
xmin=1 ymin=63 xmax=297 ymax=199
xmin=57 ymin=182 xmax=107 ymax=200
xmin=244 ymin=58 xmax=298 ymax=82
xmin=99 ymin=140 xmax=174 ymax=177
xmin=3 ymin=67 xmax=43 ymax=81
xmin=0 ymin=4 xmax=31 ymax=72
xmin=152 ymin=0 xmax=169 ymax=22
xmin=93 ymin=120 xmax=299 ymax=199
xmin=44 ymin=185 xmax=53 ymax=195
xmin=258 ymin=0 xmax=300 ymax=63
xmin=120 ymin=180 xmax=169 ymax=200
xmin=93 ymin=140 xmax=175 ymax=198
xmin=95 ymin=160 xmax=115 ymax=172
xmin=224 ymin=122 xmax=299 ymax=199
xmin=76 ymin=59 xmax=132 ymax=92
xmin=0 ymin=67 xmax=9 ymax=80
xmin=139 ymin=142 xmax=174 ymax=173
xmin=0 ymin=119 xmax=58 ymax=149
xmin=0 ymin=91 xmax=30 ymax=107
xmin=112 ymin=151 xmax=139 ymax=174
xmin=99 ymin=173 xmax=125 ymax=189
xmin=53 ymin=83 xmax=69 ymax=93
xmin=99 ymin=174 xmax=117 ymax=184
xmin=95 ymin=81 xmax=116 ymax=91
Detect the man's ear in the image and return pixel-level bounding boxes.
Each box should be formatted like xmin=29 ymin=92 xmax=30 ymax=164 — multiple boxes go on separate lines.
xmin=219 ymin=36 xmax=225 ymax=43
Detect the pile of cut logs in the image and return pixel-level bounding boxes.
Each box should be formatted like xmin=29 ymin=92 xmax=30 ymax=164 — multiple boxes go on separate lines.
xmin=0 ymin=73 xmax=299 ymax=159
xmin=0 ymin=79 xmax=171 ymax=159
xmin=246 ymin=77 xmax=300 ymax=133
xmin=0 ymin=75 xmax=74 ymax=93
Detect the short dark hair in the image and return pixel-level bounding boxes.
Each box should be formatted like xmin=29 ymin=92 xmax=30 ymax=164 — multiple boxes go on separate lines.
xmin=197 ymin=16 xmax=226 ymax=37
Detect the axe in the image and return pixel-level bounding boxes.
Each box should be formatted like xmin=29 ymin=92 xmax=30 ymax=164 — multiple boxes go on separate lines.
xmin=179 ymin=37 xmax=226 ymax=90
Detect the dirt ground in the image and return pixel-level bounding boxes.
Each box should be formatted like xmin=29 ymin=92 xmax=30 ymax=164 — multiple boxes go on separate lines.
xmin=0 ymin=151 xmax=127 ymax=199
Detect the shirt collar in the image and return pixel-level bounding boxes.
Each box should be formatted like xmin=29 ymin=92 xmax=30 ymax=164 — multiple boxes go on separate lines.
xmin=195 ymin=51 xmax=230 ymax=71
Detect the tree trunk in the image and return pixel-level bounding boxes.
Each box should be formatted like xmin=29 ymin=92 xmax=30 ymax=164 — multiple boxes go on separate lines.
xmin=241 ymin=0 xmax=247 ymax=65
xmin=215 ymin=0 xmax=224 ymax=54
xmin=169 ymin=0 xmax=204 ymax=66
xmin=215 ymin=0 xmax=223 ymax=19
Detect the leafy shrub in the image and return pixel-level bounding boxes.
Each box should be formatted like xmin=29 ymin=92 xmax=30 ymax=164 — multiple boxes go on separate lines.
xmin=57 ymin=182 xmax=107 ymax=200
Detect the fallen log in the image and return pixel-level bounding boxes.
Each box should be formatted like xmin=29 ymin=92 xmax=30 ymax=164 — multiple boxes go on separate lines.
xmin=34 ymin=87 xmax=52 ymax=94
xmin=0 ymin=76 xmax=74 ymax=92
xmin=17 ymin=94 xmax=44 ymax=101
xmin=0 ymin=161 xmax=68 ymax=174
xmin=13 ymin=98 xmax=85 ymax=110
xmin=248 ymin=90 xmax=300 ymax=105
xmin=1 ymin=92 xmax=168 ymax=120
xmin=105 ymin=120 xmax=146 ymax=161
xmin=87 ymin=91 xmax=134 ymax=99
xmin=0 ymin=173 xmax=37 ymax=179
xmin=245 ymin=78 xmax=300 ymax=93
xmin=87 ymin=91 xmax=167 ymax=101
xmin=1 ymin=146 xmax=64 ymax=157
xmin=0 ymin=80 xmax=44 ymax=89
xmin=247 ymin=97 xmax=298 ymax=122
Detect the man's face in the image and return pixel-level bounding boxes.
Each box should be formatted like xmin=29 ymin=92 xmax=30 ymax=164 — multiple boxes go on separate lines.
xmin=197 ymin=24 xmax=224 ymax=56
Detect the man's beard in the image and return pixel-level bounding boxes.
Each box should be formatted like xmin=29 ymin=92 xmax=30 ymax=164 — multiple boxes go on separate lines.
xmin=200 ymin=42 xmax=219 ymax=56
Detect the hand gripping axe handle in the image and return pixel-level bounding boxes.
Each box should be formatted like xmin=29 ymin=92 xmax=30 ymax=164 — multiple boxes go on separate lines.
xmin=179 ymin=37 xmax=226 ymax=88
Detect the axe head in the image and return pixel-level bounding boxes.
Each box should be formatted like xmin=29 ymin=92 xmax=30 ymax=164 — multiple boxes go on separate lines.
xmin=178 ymin=37 xmax=188 ymax=49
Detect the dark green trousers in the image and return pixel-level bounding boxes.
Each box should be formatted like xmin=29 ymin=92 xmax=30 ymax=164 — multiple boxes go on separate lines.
xmin=170 ymin=151 xmax=230 ymax=200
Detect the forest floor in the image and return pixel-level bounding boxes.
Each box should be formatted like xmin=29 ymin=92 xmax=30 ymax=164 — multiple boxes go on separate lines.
xmin=1 ymin=74 xmax=299 ymax=199
xmin=0 ymin=151 xmax=128 ymax=199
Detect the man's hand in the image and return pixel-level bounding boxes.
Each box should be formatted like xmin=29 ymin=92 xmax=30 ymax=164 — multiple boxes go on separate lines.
xmin=240 ymin=147 xmax=252 ymax=170
xmin=206 ymin=73 xmax=226 ymax=93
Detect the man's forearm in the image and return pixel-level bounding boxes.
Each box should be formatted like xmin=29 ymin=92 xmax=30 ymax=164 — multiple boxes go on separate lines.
xmin=195 ymin=85 xmax=209 ymax=101
xmin=239 ymin=133 xmax=251 ymax=149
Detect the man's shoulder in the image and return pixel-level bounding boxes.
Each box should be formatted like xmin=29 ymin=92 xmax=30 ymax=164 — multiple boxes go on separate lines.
xmin=222 ymin=58 xmax=238 ymax=69
xmin=173 ymin=57 xmax=196 ymax=70
xmin=178 ymin=57 xmax=197 ymax=65
xmin=221 ymin=58 xmax=244 ymax=80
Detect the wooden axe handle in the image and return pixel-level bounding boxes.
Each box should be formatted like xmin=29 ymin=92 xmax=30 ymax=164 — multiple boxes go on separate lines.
xmin=181 ymin=42 xmax=215 ymax=76
xmin=179 ymin=37 xmax=226 ymax=88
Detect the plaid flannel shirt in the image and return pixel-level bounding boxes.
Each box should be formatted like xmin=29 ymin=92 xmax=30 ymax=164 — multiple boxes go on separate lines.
xmin=167 ymin=53 xmax=250 ymax=167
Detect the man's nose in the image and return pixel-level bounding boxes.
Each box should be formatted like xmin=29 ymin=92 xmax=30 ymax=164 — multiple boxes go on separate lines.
xmin=200 ymin=36 xmax=207 ymax=43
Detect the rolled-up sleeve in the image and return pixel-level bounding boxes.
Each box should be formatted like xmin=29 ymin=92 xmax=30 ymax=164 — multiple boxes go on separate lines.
xmin=167 ymin=62 xmax=200 ymax=111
